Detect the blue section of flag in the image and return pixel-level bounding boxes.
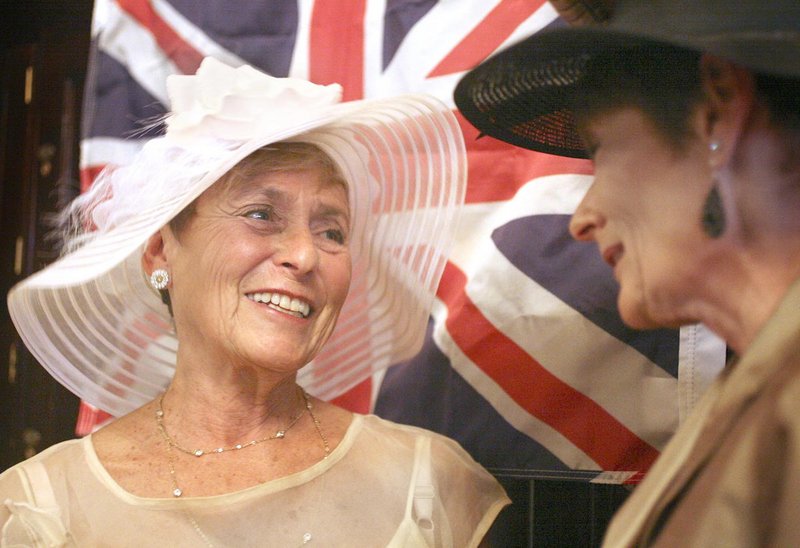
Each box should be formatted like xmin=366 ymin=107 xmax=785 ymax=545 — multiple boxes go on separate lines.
xmin=383 ymin=0 xmax=437 ymax=69
xmin=83 ymin=50 xmax=166 ymax=139
xmin=168 ymin=0 xmax=298 ymax=76
xmin=375 ymin=320 xmax=570 ymax=473
xmin=492 ymin=214 xmax=680 ymax=376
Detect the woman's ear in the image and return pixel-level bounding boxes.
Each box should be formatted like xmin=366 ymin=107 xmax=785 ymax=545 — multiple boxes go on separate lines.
xmin=142 ymin=229 xmax=176 ymax=314
xmin=699 ymin=54 xmax=757 ymax=168
xmin=142 ymin=230 xmax=168 ymax=275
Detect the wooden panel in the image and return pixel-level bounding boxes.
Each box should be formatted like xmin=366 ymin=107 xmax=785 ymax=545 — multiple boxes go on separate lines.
xmin=485 ymin=477 xmax=630 ymax=547
xmin=0 ymin=29 xmax=89 ymax=470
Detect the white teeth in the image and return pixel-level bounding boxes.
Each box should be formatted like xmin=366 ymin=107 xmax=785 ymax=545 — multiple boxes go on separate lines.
xmin=247 ymin=292 xmax=311 ymax=318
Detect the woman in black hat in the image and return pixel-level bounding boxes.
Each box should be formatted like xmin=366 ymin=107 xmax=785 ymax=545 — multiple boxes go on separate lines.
xmin=456 ymin=0 xmax=800 ymax=545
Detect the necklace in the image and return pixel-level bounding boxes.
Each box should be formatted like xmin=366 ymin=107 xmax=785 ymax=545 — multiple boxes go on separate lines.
xmin=156 ymin=392 xmax=305 ymax=458
xmin=156 ymin=388 xmax=330 ymax=498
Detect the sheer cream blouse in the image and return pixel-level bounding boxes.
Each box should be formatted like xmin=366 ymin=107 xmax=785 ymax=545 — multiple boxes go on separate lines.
xmin=1 ymin=414 xmax=509 ymax=547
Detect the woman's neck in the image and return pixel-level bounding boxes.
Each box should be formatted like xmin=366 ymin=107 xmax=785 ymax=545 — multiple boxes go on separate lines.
xmin=693 ymin=249 xmax=800 ymax=356
xmin=160 ymin=366 xmax=303 ymax=447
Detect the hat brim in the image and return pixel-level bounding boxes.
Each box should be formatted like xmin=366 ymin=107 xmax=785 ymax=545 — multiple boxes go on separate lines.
xmin=8 ymin=94 xmax=466 ymax=416
xmin=455 ymin=1 xmax=800 ymax=158
xmin=454 ymin=27 xmax=655 ymax=159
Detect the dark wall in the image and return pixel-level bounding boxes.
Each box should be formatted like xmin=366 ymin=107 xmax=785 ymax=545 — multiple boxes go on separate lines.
xmin=0 ymin=2 xmax=94 ymax=48
xmin=0 ymin=0 xmax=94 ymax=470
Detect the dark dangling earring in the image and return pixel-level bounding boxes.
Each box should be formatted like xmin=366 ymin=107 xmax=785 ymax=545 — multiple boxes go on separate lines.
xmin=701 ymin=183 xmax=726 ymax=238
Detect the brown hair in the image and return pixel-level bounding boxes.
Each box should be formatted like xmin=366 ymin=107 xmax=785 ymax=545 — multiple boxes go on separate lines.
xmin=756 ymin=72 xmax=800 ymax=134
xmin=572 ymin=44 xmax=705 ymax=155
xmin=572 ymin=44 xmax=800 ymax=157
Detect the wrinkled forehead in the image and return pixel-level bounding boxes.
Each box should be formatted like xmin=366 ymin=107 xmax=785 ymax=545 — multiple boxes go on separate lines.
xmin=169 ymin=142 xmax=353 ymax=236
xmin=217 ymin=141 xmax=350 ymax=193
xmin=222 ymin=168 xmax=350 ymax=211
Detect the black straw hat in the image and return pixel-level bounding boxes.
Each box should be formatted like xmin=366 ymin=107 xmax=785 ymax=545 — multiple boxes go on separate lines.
xmin=454 ymin=0 xmax=800 ymax=159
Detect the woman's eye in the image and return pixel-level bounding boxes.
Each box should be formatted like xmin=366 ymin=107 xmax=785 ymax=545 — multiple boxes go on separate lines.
xmin=245 ymin=208 xmax=273 ymax=221
xmin=323 ymin=229 xmax=346 ymax=245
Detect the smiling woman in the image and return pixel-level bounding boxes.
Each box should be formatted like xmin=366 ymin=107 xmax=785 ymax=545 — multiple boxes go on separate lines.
xmin=155 ymin=146 xmax=354 ymax=377
xmin=0 ymin=58 xmax=509 ymax=546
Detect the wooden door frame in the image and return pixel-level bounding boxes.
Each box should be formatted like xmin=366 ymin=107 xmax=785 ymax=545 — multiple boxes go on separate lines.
xmin=0 ymin=2 xmax=92 ymax=472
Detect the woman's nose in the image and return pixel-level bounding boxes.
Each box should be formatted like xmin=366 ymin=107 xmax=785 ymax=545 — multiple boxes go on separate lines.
xmin=274 ymin=226 xmax=319 ymax=275
xmin=569 ymin=195 xmax=603 ymax=242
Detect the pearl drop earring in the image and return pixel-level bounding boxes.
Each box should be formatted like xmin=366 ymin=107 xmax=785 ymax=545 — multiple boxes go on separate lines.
xmin=702 ymin=140 xmax=726 ymax=238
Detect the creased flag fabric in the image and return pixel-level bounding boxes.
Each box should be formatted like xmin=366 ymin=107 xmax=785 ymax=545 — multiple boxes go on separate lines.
xmin=78 ymin=0 xmax=727 ymax=483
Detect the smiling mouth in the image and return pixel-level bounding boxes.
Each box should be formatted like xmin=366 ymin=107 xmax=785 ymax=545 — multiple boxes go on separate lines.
xmin=246 ymin=292 xmax=311 ymax=318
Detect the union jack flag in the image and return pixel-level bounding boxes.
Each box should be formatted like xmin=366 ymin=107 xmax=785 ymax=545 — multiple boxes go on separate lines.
xmin=78 ymin=0 xmax=726 ymax=487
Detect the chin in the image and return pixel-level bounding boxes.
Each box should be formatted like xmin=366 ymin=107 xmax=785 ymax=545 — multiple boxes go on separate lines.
xmin=237 ymin=341 xmax=312 ymax=372
xmin=620 ymin=296 xmax=692 ymax=330
xmin=617 ymin=296 xmax=668 ymax=330
xmin=619 ymin=309 xmax=657 ymax=330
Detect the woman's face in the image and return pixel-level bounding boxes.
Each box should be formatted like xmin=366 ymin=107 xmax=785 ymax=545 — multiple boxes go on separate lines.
xmin=164 ymin=166 xmax=352 ymax=373
xmin=569 ymin=107 xmax=714 ymax=329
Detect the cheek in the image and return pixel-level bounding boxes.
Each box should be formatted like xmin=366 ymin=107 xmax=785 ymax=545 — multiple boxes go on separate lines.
xmin=338 ymin=259 xmax=353 ymax=300
xmin=194 ymin=244 xmax=244 ymax=288
xmin=622 ymin=229 xmax=706 ymax=325
xmin=174 ymin=238 xmax=252 ymax=303
xmin=328 ymin=255 xmax=352 ymax=308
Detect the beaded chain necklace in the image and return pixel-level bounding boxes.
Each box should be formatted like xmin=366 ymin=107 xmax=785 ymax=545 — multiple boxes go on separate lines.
xmin=155 ymin=388 xmax=330 ymax=497
xmin=154 ymin=388 xmax=331 ymax=546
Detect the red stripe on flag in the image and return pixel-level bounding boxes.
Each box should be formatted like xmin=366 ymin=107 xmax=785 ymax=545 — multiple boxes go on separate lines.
xmin=309 ymin=0 xmax=367 ymax=100
xmin=75 ymin=402 xmax=112 ymax=436
xmin=428 ymin=0 xmax=547 ymax=77
xmin=437 ymin=261 xmax=660 ymax=472
xmin=458 ymin=112 xmax=594 ymax=204
xmin=80 ymin=165 xmax=107 ymax=193
xmin=330 ymin=379 xmax=372 ymax=414
xmin=117 ymin=0 xmax=204 ymax=74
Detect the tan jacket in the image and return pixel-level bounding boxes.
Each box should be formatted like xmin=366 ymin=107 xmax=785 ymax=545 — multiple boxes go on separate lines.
xmin=603 ymin=278 xmax=800 ymax=547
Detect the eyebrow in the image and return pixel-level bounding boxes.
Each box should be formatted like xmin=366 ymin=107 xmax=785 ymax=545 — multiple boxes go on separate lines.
xmin=317 ymin=203 xmax=350 ymax=226
xmin=232 ymin=184 xmax=350 ymax=223
xmin=230 ymin=185 xmax=286 ymax=203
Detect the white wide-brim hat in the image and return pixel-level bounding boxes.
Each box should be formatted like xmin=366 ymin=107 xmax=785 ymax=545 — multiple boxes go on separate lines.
xmin=7 ymin=57 xmax=466 ymax=417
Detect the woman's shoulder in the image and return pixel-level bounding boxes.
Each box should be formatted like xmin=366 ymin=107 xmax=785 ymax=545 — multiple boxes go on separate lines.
xmin=359 ymin=413 xmax=461 ymax=443
xmin=355 ymin=414 xmax=510 ymax=530
xmin=0 ymin=438 xmax=85 ymax=483
xmin=355 ymin=414 xmax=487 ymax=469
xmin=0 ymin=438 xmax=86 ymax=546
xmin=768 ymin=354 xmax=800 ymax=434
xmin=0 ymin=440 xmax=82 ymax=546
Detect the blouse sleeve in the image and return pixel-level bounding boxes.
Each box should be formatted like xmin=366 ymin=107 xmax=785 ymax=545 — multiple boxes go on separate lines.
xmin=0 ymin=461 xmax=69 ymax=547
xmin=426 ymin=433 xmax=510 ymax=548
